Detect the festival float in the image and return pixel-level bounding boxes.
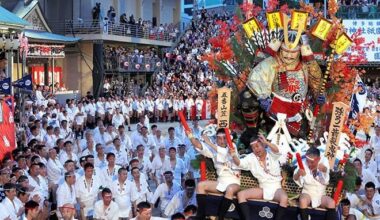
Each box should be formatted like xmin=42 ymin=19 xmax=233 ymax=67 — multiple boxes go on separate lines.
xmin=185 ymin=0 xmax=373 ymax=219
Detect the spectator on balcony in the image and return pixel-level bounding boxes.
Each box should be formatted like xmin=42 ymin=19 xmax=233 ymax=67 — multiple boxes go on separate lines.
xmin=107 ymin=6 xmax=116 ymax=24
xmin=129 ymin=15 xmax=136 ymax=36
xmin=92 ymin=2 xmax=101 ymax=27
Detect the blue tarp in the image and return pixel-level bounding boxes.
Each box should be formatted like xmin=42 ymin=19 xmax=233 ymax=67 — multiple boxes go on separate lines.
xmin=0 ymin=6 xmax=29 ymax=27
xmin=24 ymin=30 xmax=80 ymax=43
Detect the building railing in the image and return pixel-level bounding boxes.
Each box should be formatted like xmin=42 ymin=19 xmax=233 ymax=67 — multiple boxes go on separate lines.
xmin=337 ymin=5 xmax=380 ymax=19
xmin=105 ymin=55 xmax=161 ymax=72
xmin=62 ymin=19 xmax=180 ymax=42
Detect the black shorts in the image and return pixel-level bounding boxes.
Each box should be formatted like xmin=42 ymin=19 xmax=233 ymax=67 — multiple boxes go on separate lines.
xmin=169 ymin=107 xmax=173 ymax=113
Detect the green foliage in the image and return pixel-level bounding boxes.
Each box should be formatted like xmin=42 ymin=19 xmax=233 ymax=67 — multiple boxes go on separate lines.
xmin=343 ymin=162 xmax=357 ymax=192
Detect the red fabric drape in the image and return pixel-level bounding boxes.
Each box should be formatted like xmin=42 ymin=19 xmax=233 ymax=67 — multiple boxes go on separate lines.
xmin=0 ymin=98 xmax=16 ymax=160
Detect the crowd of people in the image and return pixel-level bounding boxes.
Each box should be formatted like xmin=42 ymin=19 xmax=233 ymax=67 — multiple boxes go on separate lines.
xmin=149 ymin=9 xmax=231 ymax=102
xmin=6 ymin=2 xmax=380 ymax=220
xmin=91 ymin=2 xmax=179 ymax=41
xmin=14 ymin=82 xmax=380 ymax=220
xmin=104 ymin=46 xmax=161 ymax=72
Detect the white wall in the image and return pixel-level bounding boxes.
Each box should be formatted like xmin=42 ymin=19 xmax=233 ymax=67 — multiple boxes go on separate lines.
xmin=160 ymin=0 xmax=175 ymax=25
xmin=142 ymin=0 xmax=153 ymax=21
xmin=126 ymin=0 xmax=137 ymax=18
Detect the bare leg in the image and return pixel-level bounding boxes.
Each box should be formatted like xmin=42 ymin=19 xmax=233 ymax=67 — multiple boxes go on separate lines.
xmin=299 ymin=193 xmax=311 ymax=220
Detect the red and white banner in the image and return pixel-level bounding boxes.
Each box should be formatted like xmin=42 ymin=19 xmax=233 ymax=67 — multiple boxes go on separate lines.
xmin=30 ymin=66 xmax=62 ymax=86
xmin=0 ymin=98 xmax=16 ymax=160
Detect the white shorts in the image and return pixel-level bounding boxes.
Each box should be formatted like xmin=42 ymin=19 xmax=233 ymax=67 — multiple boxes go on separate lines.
xmin=302 ymin=188 xmax=325 ymax=208
xmin=259 ymin=181 xmax=282 ymax=201
xmin=216 ymin=175 xmax=240 ymax=192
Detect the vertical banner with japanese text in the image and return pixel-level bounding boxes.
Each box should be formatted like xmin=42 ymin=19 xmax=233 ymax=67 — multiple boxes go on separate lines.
xmin=325 ymin=102 xmax=349 ymax=168
xmin=217 ymin=87 xmax=231 ymax=128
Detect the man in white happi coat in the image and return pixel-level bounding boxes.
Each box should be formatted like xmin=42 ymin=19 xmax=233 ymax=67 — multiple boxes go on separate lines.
xmin=164 ymin=178 xmax=197 ymax=217
xmin=130 ymin=167 xmax=152 ymax=207
xmin=1 ymin=183 xmax=24 ymax=220
xmin=27 ymin=163 xmax=49 ymax=205
xmin=163 ymin=127 xmax=182 ymax=151
xmin=111 ymin=167 xmax=136 ymax=219
xmin=353 ymin=158 xmax=379 ymax=190
xmin=363 ymin=149 xmax=377 ymax=175
xmin=118 ymin=125 xmax=133 ymax=153
xmin=340 ymin=198 xmax=366 ymax=220
xmin=293 ymin=147 xmax=336 ymax=220
xmin=168 ymin=147 xmax=187 ymax=186
xmin=133 ymin=126 xmax=156 ymax=157
xmin=231 ymin=134 xmax=288 ymax=220
xmin=60 ymin=141 xmax=78 ymax=166
xmin=75 ymin=163 xmax=102 ymax=219
xmin=93 ymin=188 xmax=119 ymax=220
xmin=112 ymin=108 xmax=125 ymax=128
xmin=111 ymin=138 xmax=129 ymax=167
xmin=358 ymin=181 xmax=380 ymax=218
xmin=150 ymin=146 xmax=171 ymax=185
xmin=135 ymin=145 xmax=152 ymax=175
xmin=100 ymin=153 xmax=120 ymax=188
xmin=57 ymin=171 xmax=77 ymax=217
xmin=187 ymin=128 xmax=240 ymax=220
xmin=47 ymin=148 xmax=64 ymax=197
xmin=94 ymin=143 xmax=107 ymax=168
xmin=150 ymin=171 xmax=182 ymax=216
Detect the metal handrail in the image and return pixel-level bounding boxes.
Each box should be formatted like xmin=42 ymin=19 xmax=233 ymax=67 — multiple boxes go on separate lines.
xmin=61 ymin=19 xmax=180 ymax=42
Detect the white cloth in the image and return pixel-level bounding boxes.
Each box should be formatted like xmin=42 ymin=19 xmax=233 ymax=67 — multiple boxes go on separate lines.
xmin=47 ymin=158 xmax=64 ymax=184
xmin=131 ymin=178 xmax=152 ymax=205
xmin=1 ymin=197 xmax=22 ymax=220
xmin=197 ymin=143 xmax=241 ymax=191
xmin=111 ymin=148 xmax=129 ymax=167
xmin=164 ymin=190 xmax=196 ymax=217
xmin=359 ymin=169 xmax=379 ymax=190
xmin=163 ymin=137 xmax=183 ymax=150
xmin=363 ymin=160 xmax=377 ymax=175
xmin=359 ymin=193 xmax=380 ymax=216
xmin=93 ymin=200 xmax=119 ymax=220
xmin=0 ymin=203 xmax=12 ymax=220
xmin=151 ymin=183 xmax=182 ymax=212
xmin=294 ymin=157 xmax=330 ymax=208
xmin=170 ymin=158 xmax=188 ymax=186
xmin=151 ymin=156 xmax=171 ymax=183
xmin=44 ymin=134 xmax=57 ymax=149
xmin=59 ymin=151 xmax=78 ymax=165
xmin=75 ymin=175 xmax=102 ymax=217
xmin=110 ymin=180 xmax=135 ymax=218
xmin=57 ymin=181 xmax=76 ymax=207
xmin=238 ymin=150 xmax=283 ymax=200
xmin=28 ymin=174 xmax=49 ymax=202
xmin=100 ymin=165 xmax=120 ymax=188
